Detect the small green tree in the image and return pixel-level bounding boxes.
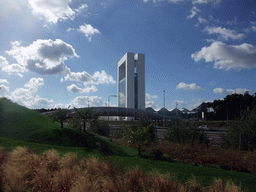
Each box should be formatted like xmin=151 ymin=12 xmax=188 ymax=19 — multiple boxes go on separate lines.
xmin=221 ymin=108 xmax=256 ymax=151
xmin=52 ymin=108 xmax=69 ymax=128
xmin=73 ymin=108 xmax=97 ymax=132
xmin=123 ymin=114 xmax=156 ymax=155
xmin=165 ymin=119 xmax=209 ymax=146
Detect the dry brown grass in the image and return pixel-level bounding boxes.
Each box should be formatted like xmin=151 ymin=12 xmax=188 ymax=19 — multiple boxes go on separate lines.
xmin=150 ymin=141 xmax=256 ymax=174
xmin=0 ymin=146 xmax=244 ymax=192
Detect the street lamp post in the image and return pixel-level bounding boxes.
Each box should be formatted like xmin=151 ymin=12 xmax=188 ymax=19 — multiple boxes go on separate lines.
xmin=163 ymin=90 xmax=165 ymax=109
xmin=163 ymin=90 xmax=166 ymax=127
xmin=108 ymin=95 xmax=117 ymax=122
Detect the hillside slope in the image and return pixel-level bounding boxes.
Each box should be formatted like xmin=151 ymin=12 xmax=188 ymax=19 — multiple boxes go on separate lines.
xmin=0 ymin=98 xmax=124 ymax=154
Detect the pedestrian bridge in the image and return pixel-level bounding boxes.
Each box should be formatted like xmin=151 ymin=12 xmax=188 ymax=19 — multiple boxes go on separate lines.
xmin=82 ymin=107 xmax=177 ymax=120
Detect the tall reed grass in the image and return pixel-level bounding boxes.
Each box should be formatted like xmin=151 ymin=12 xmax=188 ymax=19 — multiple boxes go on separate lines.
xmin=0 ymin=146 xmax=244 ymax=192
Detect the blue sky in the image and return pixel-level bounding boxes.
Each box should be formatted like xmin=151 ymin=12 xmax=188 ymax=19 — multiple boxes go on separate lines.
xmin=0 ymin=0 xmax=256 ymax=111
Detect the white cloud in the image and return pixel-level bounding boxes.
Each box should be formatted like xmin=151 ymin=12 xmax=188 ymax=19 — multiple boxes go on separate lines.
xmin=191 ymin=41 xmax=256 ymax=70
xmin=0 ymin=85 xmax=10 ymax=95
xmin=70 ymin=96 xmax=103 ymax=107
xmin=146 ymin=101 xmax=157 ymax=109
xmin=2 ymin=63 xmax=27 ymax=73
xmin=244 ymin=22 xmax=256 ymax=33
xmin=0 ymin=79 xmax=9 ymax=84
xmin=174 ymin=100 xmax=187 ymax=106
xmin=203 ymin=26 xmax=245 ymax=40
xmin=187 ymin=6 xmax=200 ymax=19
xmin=28 ymin=0 xmax=75 ymax=24
xmin=62 ymin=70 xmax=115 ymax=86
xmin=6 ymin=39 xmax=78 ymax=75
xmin=61 ymin=70 xmax=95 ymax=84
xmin=226 ymin=17 xmax=237 ymax=25
xmin=67 ymin=84 xmax=97 ymax=93
xmin=9 ymin=77 xmax=54 ymax=109
xmin=92 ymin=70 xmax=116 ymax=85
xmin=176 ymin=82 xmax=202 ymax=91
xmin=192 ymin=0 xmax=221 ymax=4
xmin=213 ymin=88 xmax=250 ymax=95
xmin=24 ymin=77 xmax=44 ymax=88
xmin=78 ymin=24 xmax=101 ymax=41
xmin=0 ymin=56 xmax=9 ymax=67
xmin=74 ymin=4 xmax=88 ymax=15
xmin=195 ymin=16 xmax=208 ymax=26
xmin=67 ymin=28 xmax=75 ymax=32
xmin=143 ymin=0 xmax=221 ymax=4
xmin=146 ymin=93 xmax=158 ymax=100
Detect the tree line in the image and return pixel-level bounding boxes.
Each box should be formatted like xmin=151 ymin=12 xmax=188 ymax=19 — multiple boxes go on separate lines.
xmin=195 ymin=92 xmax=256 ymax=121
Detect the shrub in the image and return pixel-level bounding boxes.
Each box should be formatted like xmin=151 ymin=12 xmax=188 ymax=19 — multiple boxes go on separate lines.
xmin=221 ymin=108 xmax=256 ymax=151
xmin=122 ymin=113 xmax=156 ymax=155
xmin=89 ymin=120 xmax=110 ymax=137
xmin=165 ymin=119 xmax=209 ymax=146
xmin=0 ymin=146 xmax=245 ymax=191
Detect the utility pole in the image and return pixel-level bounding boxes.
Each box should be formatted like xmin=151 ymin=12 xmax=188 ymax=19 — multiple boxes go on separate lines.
xmin=163 ymin=90 xmax=165 ymax=109
xmin=88 ymin=100 xmax=90 ymax=108
xmin=175 ymin=101 xmax=178 ymax=117
xmin=108 ymin=95 xmax=117 ymax=123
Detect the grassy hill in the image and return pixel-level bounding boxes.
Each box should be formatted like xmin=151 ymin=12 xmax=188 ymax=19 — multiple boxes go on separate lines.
xmin=1 ymin=98 xmax=256 ymax=191
xmin=0 ymin=98 xmax=124 ymax=155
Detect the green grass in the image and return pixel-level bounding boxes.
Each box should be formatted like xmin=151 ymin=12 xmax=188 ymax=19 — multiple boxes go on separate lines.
xmin=0 ymin=98 xmax=256 ymax=191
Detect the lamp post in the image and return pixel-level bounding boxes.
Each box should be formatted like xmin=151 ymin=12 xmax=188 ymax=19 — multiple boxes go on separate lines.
xmin=163 ymin=90 xmax=165 ymax=109
xmin=108 ymin=95 xmax=117 ymax=122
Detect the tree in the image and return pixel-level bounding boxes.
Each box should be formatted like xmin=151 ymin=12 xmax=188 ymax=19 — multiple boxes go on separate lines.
xmin=165 ymin=119 xmax=209 ymax=146
xmin=122 ymin=113 xmax=156 ymax=155
xmin=53 ymin=108 xmax=69 ymax=128
xmin=73 ymin=108 xmax=97 ymax=132
xmin=221 ymin=108 xmax=256 ymax=151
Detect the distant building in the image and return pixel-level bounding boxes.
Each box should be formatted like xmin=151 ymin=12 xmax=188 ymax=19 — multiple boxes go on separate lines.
xmin=117 ymin=52 xmax=145 ymax=111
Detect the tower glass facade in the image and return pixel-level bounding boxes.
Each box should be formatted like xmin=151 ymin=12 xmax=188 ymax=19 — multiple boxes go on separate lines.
xmin=118 ymin=77 xmax=126 ymax=107
xmin=134 ymin=73 xmax=138 ymax=109
xmin=117 ymin=52 xmax=145 ymax=112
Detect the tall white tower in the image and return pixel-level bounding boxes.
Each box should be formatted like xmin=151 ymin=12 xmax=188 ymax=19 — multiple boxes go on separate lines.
xmin=117 ymin=52 xmax=145 ymax=110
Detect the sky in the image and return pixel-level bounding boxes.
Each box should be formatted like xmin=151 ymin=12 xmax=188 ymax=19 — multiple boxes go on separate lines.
xmin=0 ymin=0 xmax=256 ymax=111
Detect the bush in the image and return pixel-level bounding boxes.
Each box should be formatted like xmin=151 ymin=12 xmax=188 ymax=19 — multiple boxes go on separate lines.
xmin=222 ymin=108 xmax=256 ymax=151
xmin=0 ymin=146 xmax=245 ymax=191
xmin=122 ymin=113 xmax=156 ymax=155
xmin=89 ymin=120 xmax=110 ymax=137
xmin=165 ymin=119 xmax=209 ymax=146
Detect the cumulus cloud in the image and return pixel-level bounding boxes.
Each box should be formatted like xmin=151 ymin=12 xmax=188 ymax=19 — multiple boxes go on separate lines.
xmin=70 ymin=96 xmax=103 ymax=107
xmin=62 ymin=70 xmax=115 ymax=86
xmin=0 ymin=85 xmax=10 ymax=95
xmin=187 ymin=6 xmax=200 ymax=19
xmin=2 ymin=64 xmax=27 ymax=73
xmin=74 ymin=4 xmax=88 ymax=15
xmin=146 ymin=93 xmax=158 ymax=100
xmin=28 ymin=0 xmax=75 ymax=24
xmin=203 ymin=26 xmax=245 ymax=40
xmin=9 ymin=77 xmax=54 ymax=109
xmin=0 ymin=79 xmax=9 ymax=84
xmin=195 ymin=16 xmax=208 ymax=26
xmin=244 ymin=22 xmax=256 ymax=33
xmin=213 ymin=88 xmax=250 ymax=95
xmin=92 ymin=70 xmax=116 ymax=85
xmin=24 ymin=77 xmax=44 ymax=88
xmin=146 ymin=101 xmax=157 ymax=109
xmin=192 ymin=0 xmax=221 ymax=4
xmin=176 ymin=82 xmax=202 ymax=91
xmin=78 ymin=24 xmax=101 ymax=41
xmin=174 ymin=100 xmax=187 ymax=106
xmin=6 ymin=39 xmax=78 ymax=75
xmin=0 ymin=56 xmax=9 ymax=67
xmin=191 ymin=41 xmax=256 ymax=70
xmin=67 ymin=84 xmax=97 ymax=93
xmin=61 ymin=70 xmax=95 ymax=84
